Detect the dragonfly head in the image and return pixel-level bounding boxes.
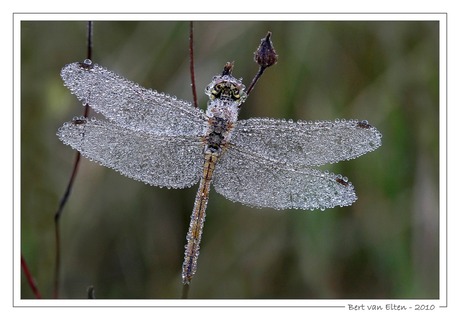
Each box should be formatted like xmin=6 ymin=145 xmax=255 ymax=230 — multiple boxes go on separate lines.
xmin=205 ymin=63 xmax=247 ymax=107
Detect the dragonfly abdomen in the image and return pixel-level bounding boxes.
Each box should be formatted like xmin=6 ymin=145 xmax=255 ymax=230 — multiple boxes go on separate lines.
xmin=182 ymin=152 xmax=218 ymax=284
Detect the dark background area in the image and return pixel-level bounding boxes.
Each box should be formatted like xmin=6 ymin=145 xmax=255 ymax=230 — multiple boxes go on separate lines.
xmin=21 ymin=20 xmax=439 ymax=299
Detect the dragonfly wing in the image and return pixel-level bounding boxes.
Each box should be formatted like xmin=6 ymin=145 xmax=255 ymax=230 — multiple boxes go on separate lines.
xmin=57 ymin=118 xmax=204 ymax=188
xmin=61 ymin=62 xmax=208 ymax=136
xmin=213 ymin=146 xmax=357 ymax=210
xmin=231 ymin=118 xmax=382 ymax=167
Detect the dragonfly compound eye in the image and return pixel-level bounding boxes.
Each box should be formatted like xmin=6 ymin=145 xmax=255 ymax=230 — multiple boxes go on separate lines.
xmin=210 ymin=83 xmax=224 ymax=99
xmin=210 ymin=81 xmax=247 ymax=106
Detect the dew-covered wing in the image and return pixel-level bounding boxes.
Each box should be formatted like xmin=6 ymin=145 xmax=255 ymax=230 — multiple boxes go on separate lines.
xmin=61 ymin=61 xmax=207 ymax=136
xmin=57 ymin=118 xmax=203 ymax=188
xmin=230 ymin=118 xmax=382 ymax=167
xmin=213 ymin=146 xmax=357 ymax=210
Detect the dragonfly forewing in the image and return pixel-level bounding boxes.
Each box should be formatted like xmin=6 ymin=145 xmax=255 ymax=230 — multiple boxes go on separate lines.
xmin=231 ymin=118 xmax=382 ymax=167
xmin=213 ymin=146 xmax=357 ymax=210
xmin=61 ymin=62 xmax=208 ymax=136
xmin=57 ymin=118 xmax=204 ymax=188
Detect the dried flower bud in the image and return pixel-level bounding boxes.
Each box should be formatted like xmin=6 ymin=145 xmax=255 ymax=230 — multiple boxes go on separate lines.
xmin=254 ymin=32 xmax=278 ymax=68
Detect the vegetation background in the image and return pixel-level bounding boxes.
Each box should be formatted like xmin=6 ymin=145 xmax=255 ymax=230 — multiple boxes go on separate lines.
xmin=21 ymin=20 xmax=439 ymax=299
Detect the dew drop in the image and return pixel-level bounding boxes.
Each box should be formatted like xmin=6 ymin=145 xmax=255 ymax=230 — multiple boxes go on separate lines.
xmin=79 ymin=59 xmax=94 ymax=70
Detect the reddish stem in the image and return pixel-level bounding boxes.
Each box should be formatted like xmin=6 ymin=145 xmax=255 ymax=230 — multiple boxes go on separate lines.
xmin=21 ymin=255 xmax=42 ymax=299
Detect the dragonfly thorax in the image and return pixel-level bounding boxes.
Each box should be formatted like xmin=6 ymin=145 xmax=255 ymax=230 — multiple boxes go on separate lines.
xmin=205 ymin=113 xmax=235 ymax=154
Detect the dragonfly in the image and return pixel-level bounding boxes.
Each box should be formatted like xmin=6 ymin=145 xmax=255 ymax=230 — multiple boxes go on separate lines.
xmin=57 ymin=57 xmax=382 ymax=285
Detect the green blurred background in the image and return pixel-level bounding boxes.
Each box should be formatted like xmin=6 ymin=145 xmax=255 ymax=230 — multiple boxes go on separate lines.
xmin=21 ymin=20 xmax=439 ymax=299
